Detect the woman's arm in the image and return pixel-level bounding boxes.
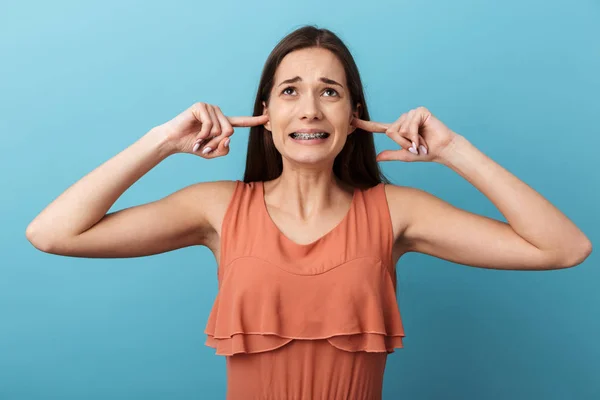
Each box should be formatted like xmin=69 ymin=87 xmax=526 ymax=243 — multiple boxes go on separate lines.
xmin=25 ymin=128 xmax=211 ymax=257
xmin=398 ymin=135 xmax=592 ymax=270
xmin=353 ymin=107 xmax=591 ymax=271
xmin=25 ymin=102 xmax=256 ymax=258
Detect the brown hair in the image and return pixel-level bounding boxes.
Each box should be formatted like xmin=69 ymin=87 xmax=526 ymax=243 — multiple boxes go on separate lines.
xmin=242 ymin=25 xmax=391 ymax=189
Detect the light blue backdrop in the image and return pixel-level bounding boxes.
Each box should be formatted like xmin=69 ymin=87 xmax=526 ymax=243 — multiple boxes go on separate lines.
xmin=1 ymin=0 xmax=598 ymax=399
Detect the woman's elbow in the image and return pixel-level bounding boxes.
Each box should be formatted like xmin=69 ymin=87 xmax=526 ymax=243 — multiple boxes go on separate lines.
xmin=560 ymin=237 xmax=593 ymax=268
xmin=25 ymin=222 xmax=55 ymax=253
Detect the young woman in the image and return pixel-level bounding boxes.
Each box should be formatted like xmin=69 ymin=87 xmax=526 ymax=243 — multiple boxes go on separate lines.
xmin=26 ymin=26 xmax=591 ymax=400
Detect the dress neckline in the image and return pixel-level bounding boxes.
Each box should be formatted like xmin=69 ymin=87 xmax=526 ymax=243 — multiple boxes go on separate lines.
xmin=259 ymin=180 xmax=358 ymax=248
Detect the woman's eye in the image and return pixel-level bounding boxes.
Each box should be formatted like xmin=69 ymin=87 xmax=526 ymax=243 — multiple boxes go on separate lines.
xmin=281 ymin=86 xmax=339 ymax=97
xmin=323 ymin=88 xmax=339 ymax=97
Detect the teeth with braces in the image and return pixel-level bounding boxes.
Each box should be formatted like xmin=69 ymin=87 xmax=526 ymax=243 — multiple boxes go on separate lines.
xmin=290 ymin=132 xmax=329 ymax=139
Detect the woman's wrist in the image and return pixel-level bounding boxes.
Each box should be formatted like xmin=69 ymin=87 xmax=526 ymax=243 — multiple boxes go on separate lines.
xmin=435 ymin=133 xmax=471 ymax=168
xmin=143 ymin=126 xmax=176 ymax=160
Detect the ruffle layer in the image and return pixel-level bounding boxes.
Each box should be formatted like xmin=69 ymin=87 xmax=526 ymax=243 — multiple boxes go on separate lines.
xmin=204 ymin=257 xmax=405 ymax=356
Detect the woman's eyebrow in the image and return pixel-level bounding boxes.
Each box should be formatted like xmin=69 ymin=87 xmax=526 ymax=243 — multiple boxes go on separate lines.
xmin=277 ymin=76 xmax=343 ymax=88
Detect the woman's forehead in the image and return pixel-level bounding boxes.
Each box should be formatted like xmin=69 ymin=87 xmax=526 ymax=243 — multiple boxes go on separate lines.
xmin=275 ymin=48 xmax=346 ymax=84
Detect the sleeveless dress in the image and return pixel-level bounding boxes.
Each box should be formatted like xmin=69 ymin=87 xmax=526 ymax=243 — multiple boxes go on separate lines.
xmin=204 ymin=180 xmax=406 ymax=400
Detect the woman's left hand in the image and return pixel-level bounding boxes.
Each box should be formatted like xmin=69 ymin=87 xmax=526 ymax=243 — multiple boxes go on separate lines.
xmin=351 ymin=106 xmax=461 ymax=163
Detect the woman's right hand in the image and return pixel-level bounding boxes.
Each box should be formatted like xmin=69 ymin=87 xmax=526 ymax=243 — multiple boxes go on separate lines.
xmin=156 ymin=102 xmax=269 ymax=158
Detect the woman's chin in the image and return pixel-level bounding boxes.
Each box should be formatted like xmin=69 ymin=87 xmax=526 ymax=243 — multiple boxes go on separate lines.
xmin=283 ymin=150 xmax=338 ymax=166
xmin=276 ymin=137 xmax=344 ymax=166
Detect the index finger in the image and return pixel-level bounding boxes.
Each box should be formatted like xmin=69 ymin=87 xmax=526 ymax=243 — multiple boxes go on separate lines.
xmin=351 ymin=118 xmax=390 ymax=133
xmin=227 ymin=114 xmax=269 ymax=127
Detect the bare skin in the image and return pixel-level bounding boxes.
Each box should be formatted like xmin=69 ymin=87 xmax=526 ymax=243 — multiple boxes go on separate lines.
xmin=26 ymin=47 xmax=591 ymax=271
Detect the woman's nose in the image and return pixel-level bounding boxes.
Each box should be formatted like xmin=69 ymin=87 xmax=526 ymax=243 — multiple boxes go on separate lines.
xmin=298 ymin=94 xmax=323 ymax=120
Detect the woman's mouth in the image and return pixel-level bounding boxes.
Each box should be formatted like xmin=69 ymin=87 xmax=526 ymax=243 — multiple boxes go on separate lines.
xmin=289 ymin=132 xmax=330 ymax=144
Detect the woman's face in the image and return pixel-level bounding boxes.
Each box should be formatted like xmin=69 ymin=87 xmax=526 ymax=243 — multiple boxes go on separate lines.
xmin=262 ymin=47 xmax=360 ymax=166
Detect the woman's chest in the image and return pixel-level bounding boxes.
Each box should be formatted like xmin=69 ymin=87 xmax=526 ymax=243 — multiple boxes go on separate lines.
xmin=206 ymin=214 xmax=408 ymax=268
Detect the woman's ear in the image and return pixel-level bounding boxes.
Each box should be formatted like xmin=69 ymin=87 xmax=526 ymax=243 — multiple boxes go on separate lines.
xmin=348 ymin=103 xmax=361 ymax=135
xmin=262 ymin=101 xmax=271 ymax=131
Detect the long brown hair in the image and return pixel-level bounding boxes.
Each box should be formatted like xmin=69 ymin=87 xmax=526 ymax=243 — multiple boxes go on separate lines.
xmin=242 ymin=25 xmax=391 ymax=190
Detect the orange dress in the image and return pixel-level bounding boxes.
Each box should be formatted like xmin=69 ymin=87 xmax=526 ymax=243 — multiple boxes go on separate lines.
xmin=204 ymin=180 xmax=406 ymax=400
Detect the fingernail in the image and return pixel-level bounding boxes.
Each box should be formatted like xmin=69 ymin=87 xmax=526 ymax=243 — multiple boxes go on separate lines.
xmin=419 ymin=145 xmax=428 ymax=155
xmin=224 ymin=138 xmax=230 ymax=148
xmin=202 ymin=147 xmax=212 ymax=155
xmin=192 ymin=142 xmax=200 ymax=152
xmin=408 ymin=147 xmax=418 ymax=155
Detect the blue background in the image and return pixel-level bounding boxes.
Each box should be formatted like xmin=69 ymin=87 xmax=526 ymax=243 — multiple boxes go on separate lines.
xmin=1 ymin=0 xmax=598 ymax=398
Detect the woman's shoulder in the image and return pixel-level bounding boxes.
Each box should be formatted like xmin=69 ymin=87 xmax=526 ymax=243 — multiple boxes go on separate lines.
xmin=383 ymin=183 xmax=428 ymax=204
xmin=382 ymin=183 xmax=430 ymax=241
xmin=181 ymin=180 xmax=240 ymax=233
xmin=190 ymin=179 xmax=239 ymax=198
